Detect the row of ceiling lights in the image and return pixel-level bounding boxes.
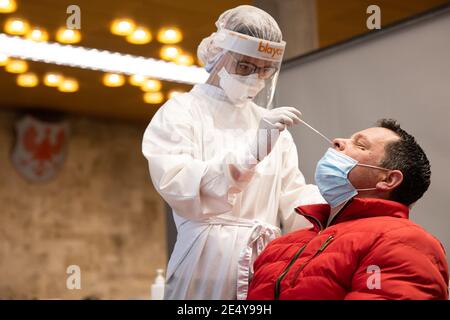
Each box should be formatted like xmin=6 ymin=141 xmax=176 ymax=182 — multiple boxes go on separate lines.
xmin=102 ymin=73 xmax=185 ymax=104
xmin=1 ymin=52 xmax=183 ymax=103
xmin=109 ymin=18 xmax=194 ymax=66
xmin=2 ymin=16 xmax=194 ymax=66
xmin=0 ymin=0 xmax=189 ymax=105
xmin=3 ymin=17 xmax=80 ymax=43
xmin=0 ymin=54 xmax=79 ymax=92
xmin=0 ymin=55 xmax=77 ymax=91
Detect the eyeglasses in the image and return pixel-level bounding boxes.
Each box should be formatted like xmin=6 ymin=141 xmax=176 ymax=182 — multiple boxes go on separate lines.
xmin=229 ymin=55 xmax=278 ymax=80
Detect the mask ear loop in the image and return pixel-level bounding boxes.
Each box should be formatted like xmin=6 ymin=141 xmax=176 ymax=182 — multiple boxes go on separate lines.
xmin=354 ymin=164 xmax=392 ymax=191
xmin=357 ymin=163 xmax=391 ymax=171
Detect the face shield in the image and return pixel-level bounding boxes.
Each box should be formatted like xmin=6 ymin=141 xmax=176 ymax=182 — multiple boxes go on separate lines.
xmin=208 ymin=29 xmax=285 ymax=108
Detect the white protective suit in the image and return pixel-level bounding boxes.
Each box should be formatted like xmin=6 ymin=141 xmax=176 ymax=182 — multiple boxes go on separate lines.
xmin=142 ymin=83 xmax=324 ymax=299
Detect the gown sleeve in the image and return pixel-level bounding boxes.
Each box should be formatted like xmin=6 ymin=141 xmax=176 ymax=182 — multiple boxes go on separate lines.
xmin=142 ymin=96 xmax=259 ymax=220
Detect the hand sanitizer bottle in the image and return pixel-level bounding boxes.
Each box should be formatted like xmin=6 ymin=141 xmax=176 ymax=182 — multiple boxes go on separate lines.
xmin=151 ymin=269 xmax=165 ymax=300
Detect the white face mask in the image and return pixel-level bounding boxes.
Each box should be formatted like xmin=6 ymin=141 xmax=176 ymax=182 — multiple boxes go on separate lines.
xmin=218 ymin=67 xmax=266 ymax=106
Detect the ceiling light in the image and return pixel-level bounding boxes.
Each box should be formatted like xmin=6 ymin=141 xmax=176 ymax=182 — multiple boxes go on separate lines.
xmin=0 ymin=0 xmax=16 ymax=13
xmin=167 ymin=89 xmax=185 ymax=100
xmin=143 ymin=92 xmax=164 ymax=104
xmin=157 ymin=27 xmax=182 ymax=44
xmin=110 ymin=18 xmax=136 ymax=36
xmin=58 ymin=78 xmax=79 ymax=93
xmin=160 ymin=45 xmax=181 ymax=61
xmin=141 ymin=79 xmax=162 ymax=92
xmin=43 ymin=72 xmax=63 ymax=87
xmin=4 ymin=17 xmax=29 ymax=35
xmin=175 ymin=53 xmax=194 ymax=66
xmin=26 ymin=27 xmax=49 ymax=42
xmin=0 ymin=34 xmax=209 ymax=85
xmin=56 ymin=27 xmax=81 ymax=44
xmin=126 ymin=26 xmax=152 ymax=45
xmin=0 ymin=53 xmax=9 ymax=66
xmin=5 ymin=59 xmax=28 ymax=73
xmin=17 ymin=72 xmax=38 ymax=87
xmin=103 ymin=73 xmax=125 ymax=87
xmin=129 ymin=74 xmax=147 ymax=86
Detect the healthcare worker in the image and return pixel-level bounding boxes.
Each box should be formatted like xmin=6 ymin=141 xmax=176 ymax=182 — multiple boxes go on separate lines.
xmin=142 ymin=5 xmax=324 ymax=300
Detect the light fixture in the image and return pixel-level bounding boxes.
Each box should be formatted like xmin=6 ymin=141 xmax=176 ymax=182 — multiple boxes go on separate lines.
xmin=126 ymin=26 xmax=152 ymax=45
xmin=0 ymin=34 xmax=209 ymax=85
xmin=141 ymin=79 xmax=162 ymax=92
xmin=143 ymin=92 xmax=164 ymax=104
xmin=167 ymin=89 xmax=185 ymax=100
xmin=110 ymin=18 xmax=136 ymax=36
xmin=129 ymin=74 xmax=147 ymax=86
xmin=5 ymin=59 xmax=28 ymax=73
xmin=26 ymin=27 xmax=49 ymax=42
xmin=157 ymin=27 xmax=182 ymax=44
xmin=56 ymin=27 xmax=81 ymax=44
xmin=0 ymin=0 xmax=16 ymax=13
xmin=17 ymin=72 xmax=39 ymax=87
xmin=175 ymin=53 xmax=194 ymax=66
xmin=0 ymin=53 xmax=9 ymax=66
xmin=103 ymin=73 xmax=125 ymax=87
xmin=58 ymin=78 xmax=79 ymax=93
xmin=43 ymin=72 xmax=63 ymax=87
xmin=160 ymin=45 xmax=181 ymax=61
xmin=4 ymin=17 xmax=29 ymax=35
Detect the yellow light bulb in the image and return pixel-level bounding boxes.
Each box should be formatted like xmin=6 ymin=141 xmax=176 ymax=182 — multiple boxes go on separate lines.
xmin=43 ymin=72 xmax=63 ymax=87
xmin=0 ymin=0 xmax=16 ymax=13
xmin=0 ymin=53 xmax=9 ymax=67
xmin=129 ymin=74 xmax=147 ymax=86
xmin=58 ymin=78 xmax=79 ymax=93
xmin=5 ymin=59 xmax=28 ymax=73
xmin=56 ymin=28 xmax=81 ymax=44
xmin=103 ymin=73 xmax=125 ymax=87
xmin=126 ymin=26 xmax=152 ymax=45
xmin=4 ymin=17 xmax=30 ymax=35
xmin=141 ymin=79 xmax=162 ymax=92
xmin=175 ymin=53 xmax=194 ymax=66
xmin=143 ymin=92 xmax=164 ymax=104
xmin=26 ymin=27 xmax=49 ymax=42
xmin=167 ymin=89 xmax=185 ymax=100
xmin=160 ymin=45 xmax=181 ymax=61
xmin=17 ymin=72 xmax=39 ymax=87
xmin=110 ymin=18 xmax=136 ymax=36
xmin=157 ymin=27 xmax=183 ymax=44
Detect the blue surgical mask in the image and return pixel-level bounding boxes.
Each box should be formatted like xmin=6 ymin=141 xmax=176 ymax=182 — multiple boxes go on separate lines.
xmin=315 ymin=148 xmax=390 ymax=208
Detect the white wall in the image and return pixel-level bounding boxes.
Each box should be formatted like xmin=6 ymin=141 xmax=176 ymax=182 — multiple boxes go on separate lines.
xmin=277 ymin=8 xmax=450 ymax=264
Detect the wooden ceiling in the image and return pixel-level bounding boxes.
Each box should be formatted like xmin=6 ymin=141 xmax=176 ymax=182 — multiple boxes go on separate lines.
xmin=0 ymin=0 xmax=448 ymax=123
xmin=316 ymin=0 xmax=450 ymax=48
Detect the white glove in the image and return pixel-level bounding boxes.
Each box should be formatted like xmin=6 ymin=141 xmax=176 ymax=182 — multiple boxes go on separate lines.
xmin=252 ymin=107 xmax=302 ymax=161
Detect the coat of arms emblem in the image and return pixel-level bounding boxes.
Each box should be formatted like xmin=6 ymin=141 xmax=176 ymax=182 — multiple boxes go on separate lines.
xmin=11 ymin=115 xmax=69 ymax=182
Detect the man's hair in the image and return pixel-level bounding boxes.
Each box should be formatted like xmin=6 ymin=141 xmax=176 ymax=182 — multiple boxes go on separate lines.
xmin=377 ymin=119 xmax=431 ymax=206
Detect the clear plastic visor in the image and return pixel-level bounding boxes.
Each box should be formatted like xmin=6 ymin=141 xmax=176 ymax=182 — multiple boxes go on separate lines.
xmin=208 ymin=29 xmax=285 ymax=108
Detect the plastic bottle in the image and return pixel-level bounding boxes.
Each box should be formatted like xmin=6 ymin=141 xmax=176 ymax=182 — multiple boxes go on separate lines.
xmin=151 ymin=268 xmax=165 ymax=300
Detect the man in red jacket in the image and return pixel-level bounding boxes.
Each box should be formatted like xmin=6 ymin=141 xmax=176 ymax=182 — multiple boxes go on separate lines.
xmin=247 ymin=119 xmax=448 ymax=300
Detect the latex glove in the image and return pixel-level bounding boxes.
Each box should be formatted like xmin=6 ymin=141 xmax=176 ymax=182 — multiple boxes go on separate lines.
xmin=252 ymin=107 xmax=302 ymax=161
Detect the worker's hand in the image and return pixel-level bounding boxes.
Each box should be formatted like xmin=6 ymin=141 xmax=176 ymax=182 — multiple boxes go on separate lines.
xmin=251 ymin=107 xmax=302 ymax=161
xmin=260 ymin=107 xmax=302 ymax=131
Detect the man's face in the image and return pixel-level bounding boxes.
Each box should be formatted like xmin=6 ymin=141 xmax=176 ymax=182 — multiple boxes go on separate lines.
xmin=333 ymin=127 xmax=400 ymax=191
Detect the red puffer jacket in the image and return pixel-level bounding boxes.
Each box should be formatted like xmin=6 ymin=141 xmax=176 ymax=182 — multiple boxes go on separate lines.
xmin=247 ymin=198 xmax=449 ymax=300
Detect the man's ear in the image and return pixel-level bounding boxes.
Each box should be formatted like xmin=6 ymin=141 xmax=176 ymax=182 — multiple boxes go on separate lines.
xmin=376 ymin=170 xmax=403 ymax=191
